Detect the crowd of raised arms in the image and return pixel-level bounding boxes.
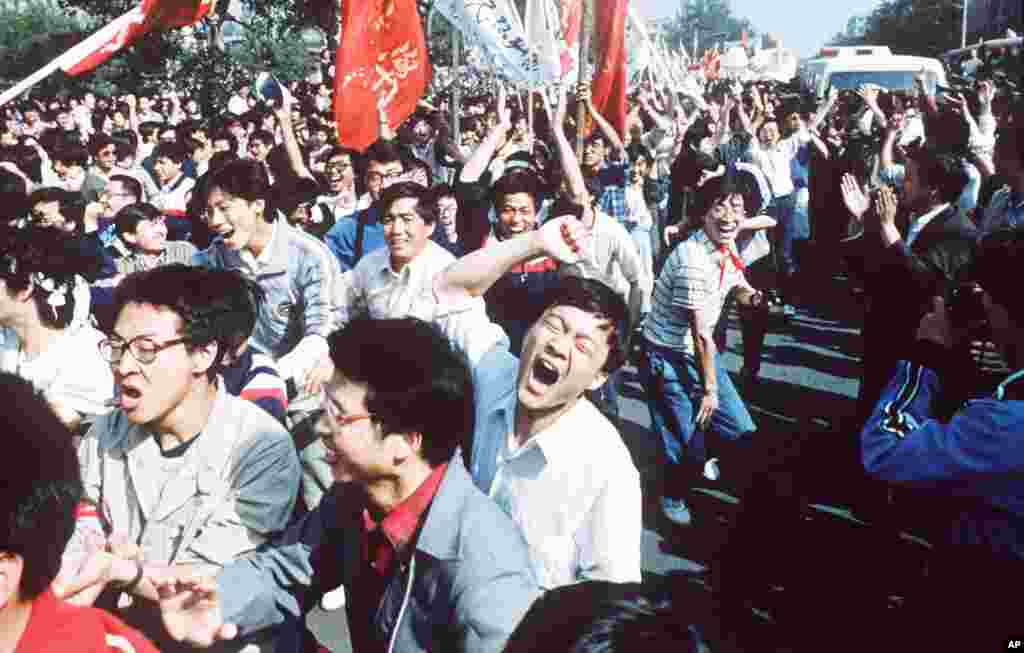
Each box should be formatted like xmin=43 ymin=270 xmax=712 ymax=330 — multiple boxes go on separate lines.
xmin=0 ymin=43 xmax=1023 ymax=653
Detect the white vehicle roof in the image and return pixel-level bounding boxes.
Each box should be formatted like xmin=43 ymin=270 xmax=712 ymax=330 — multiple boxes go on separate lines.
xmin=801 ymin=52 xmax=947 ymax=97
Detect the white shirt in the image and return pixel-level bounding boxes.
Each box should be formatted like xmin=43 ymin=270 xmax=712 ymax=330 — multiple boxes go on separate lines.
xmin=746 ymin=129 xmax=810 ymax=198
xmin=154 ymin=172 xmax=196 ymax=215
xmin=906 ymin=202 xmax=951 ymax=247
xmin=560 ymin=211 xmax=651 ymax=307
xmin=488 ymin=394 xmax=642 ymax=590
xmin=337 ymin=239 xmax=455 ymax=325
xmin=0 ymin=324 xmax=114 ymax=419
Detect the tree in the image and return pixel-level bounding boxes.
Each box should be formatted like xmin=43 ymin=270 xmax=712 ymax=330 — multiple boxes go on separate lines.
xmin=837 ymin=0 xmax=963 ymax=58
xmin=48 ymin=0 xmax=318 ymax=115
xmin=657 ymin=0 xmax=755 ymax=56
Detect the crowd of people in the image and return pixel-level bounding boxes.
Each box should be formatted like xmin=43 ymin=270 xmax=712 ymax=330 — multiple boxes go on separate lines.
xmin=0 ymin=40 xmax=1022 ymax=652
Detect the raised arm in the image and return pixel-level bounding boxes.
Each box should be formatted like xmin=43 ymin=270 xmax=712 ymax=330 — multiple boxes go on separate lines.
xmin=434 ymin=216 xmax=590 ymax=304
xmin=581 ymin=85 xmax=626 ymax=159
xmin=274 ymin=94 xmax=314 ymax=181
xmin=548 ymin=89 xmax=589 ymax=203
xmin=459 ymin=87 xmax=511 ymax=184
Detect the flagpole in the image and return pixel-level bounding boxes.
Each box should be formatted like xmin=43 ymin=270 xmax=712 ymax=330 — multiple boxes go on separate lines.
xmin=451 ymin=26 xmax=461 ymax=145
xmin=0 ymin=9 xmax=139 ymax=107
xmin=574 ymin=0 xmax=592 ymax=158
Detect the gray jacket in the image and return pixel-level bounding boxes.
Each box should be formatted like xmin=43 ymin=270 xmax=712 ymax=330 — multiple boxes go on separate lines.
xmin=218 ymin=461 xmax=540 ymax=653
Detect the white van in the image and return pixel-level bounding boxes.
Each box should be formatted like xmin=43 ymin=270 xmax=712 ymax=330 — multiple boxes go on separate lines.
xmin=799 ymin=47 xmax=947 ymax=98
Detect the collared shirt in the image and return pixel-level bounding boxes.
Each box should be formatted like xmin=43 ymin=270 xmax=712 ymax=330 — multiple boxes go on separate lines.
xmin=438 ymin=305 xmax=643 ymax=590
xmin=474 ymin=356 xmax=642 ymax=590
xmin=980 ymin=186 xmax=1024 ymax=235
xmin=595 ymin=160 xmax=631 ymax=224
xmin=746 ymin=129 xmax=810 ymax=198
xmin=906 ymin=202 xmax=952 ymax=247
xmin=644 ymin=229 xmax=748 ymax=354
xmin=337 ymin=239 xmax=455 ymax=326
xmin=362 ymin=462 xmax=448 ymax=575
xmin=560 ymin=210 xmax=651 ymax=312
xmin=194 ymin=218 xmax=340 ymax=381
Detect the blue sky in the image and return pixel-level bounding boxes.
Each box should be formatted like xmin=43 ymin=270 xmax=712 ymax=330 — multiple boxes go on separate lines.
xmin=632 ymin=0 xmax=884 ymax=57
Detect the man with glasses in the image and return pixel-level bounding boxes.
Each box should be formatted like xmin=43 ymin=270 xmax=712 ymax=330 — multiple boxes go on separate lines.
xmin=324 ymin=141 xmax=407 ymax=271
xmin=299 ymin=182 xmax=459 ymax=509
xmin=315 ymin=147 xmax=364 ymax=223
xmin=62 ymin=264 xmax=300 ymax=652
xmin=151 ymin=318 xmax=539 ymax=653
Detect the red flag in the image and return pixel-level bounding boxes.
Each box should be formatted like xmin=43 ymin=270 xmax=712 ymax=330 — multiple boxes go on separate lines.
xmin=63 ymin=0 xmax=215 ymax=76
xmin=334 ymin=0 xmax=430 ymax=153
xmin=559 ymin=0 xmax=581 ymax=76
xmin=591 ymin=0 xmax=628 ymax=139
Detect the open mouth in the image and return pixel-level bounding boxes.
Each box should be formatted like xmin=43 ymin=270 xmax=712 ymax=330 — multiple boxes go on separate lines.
xmin=532 ymin=357 xmax=560 ymax=386
xmin=118 ymin=385 xmax=143 ymax=411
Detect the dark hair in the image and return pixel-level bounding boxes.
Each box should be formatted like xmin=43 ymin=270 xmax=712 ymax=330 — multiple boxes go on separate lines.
xmin=27 ymin=187 xmax=85 ymax=234
xmin=504 ymin=581 xmax=699 ymax=653
xmin=541 ymin=277 xmax=629 ymax=372
xmin=114 ymin=202 xmax=161 ymax=240
xmin=327 ymin=317 xmax=474 ymax=467
xmin=112 ymin=264 xmax=252 ymax=381
xmin=376 ymin=181 xmax=436 ymax=225
xmin=691 ymin=174 xmax=743 ymax=223
xmin=972 ymin=228 xmax=1024 ymax=325
xmin=492 ymin=168 xmax=541 ymax=209
xmin=0 ymin=170 xmax=28 ymax=223
xmin=249 ymin=130 xmax=275 ymax=148
xmin=138 ymin=121 xmax=161 ymax=141
xmin=88 ymin=133 xmax=115 ymax=157
xmin=152 ymin=141 xmax=189 ymax=166
xmin=626 ymin=143 xmax=653 ymax=166
xmin=108 ymin=174 xmax=142 ymax=203
xmin=211 ymin=129 xmax=239 ymax=154
xmin=364 ymin=140 xmax=403 ymax=167
xmin=905 ymin=145 xmax=969 ymax=205
xmin=110 ymin=130 xmax=138 ymax=160
xmin=208 ymin=158 xmax=270 ymax=206
xmin=0 ymin=373 xmax=82 ymax=600
xmin=0 ymin=225 xmax=91 ymax=328
xmin=213 ymin=270 xmax=264 ymax=361
xmin=52 ymin=143 xmax=89 ymax=168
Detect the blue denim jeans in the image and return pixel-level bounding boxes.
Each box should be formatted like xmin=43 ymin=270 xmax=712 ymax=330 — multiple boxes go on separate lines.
xmin=768 ymin=192 xmax=799 ymax=279
xmin=640 ymin=340 xmax=756 ymax=494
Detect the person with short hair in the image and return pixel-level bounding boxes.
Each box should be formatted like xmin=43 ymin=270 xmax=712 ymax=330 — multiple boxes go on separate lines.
xmin=150 ymin=141 xmax=195 ymax=215
xmin=0 ymin=373 xmax=159 ymax=653
xmin=433 ymin=215 xmax=643 ymax=589
xmin=324 ymin=140 xmax=408 ymax=271
xmin=62 ymin=264 xmax=301 ymax=651
xmin=640 ymin=176 xmax=768 ymax=527
xmin=154 ymin=317 xmax=540 ymax=653
xmin=504 ymin=581 xmax=703 ymax=653
xmin=0 ymin=225 xmax=113 ymax=430
xmin=194 ymin=159 xmax=340 ymax=391
xmin=107 ymin=202 xmax=197 ymax=275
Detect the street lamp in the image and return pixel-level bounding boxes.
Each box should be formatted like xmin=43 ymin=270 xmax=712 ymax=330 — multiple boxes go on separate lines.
xmin=961 ymin=0 xmax=968 ymax=49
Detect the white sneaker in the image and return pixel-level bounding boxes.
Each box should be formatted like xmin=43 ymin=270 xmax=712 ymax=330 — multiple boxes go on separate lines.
xmin=703 ymin=458 xmax=721 ymax=481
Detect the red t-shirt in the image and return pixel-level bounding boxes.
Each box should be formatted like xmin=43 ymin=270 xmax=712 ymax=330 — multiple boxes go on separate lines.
xmin=15 ymin=589 xmax=158 ymax=653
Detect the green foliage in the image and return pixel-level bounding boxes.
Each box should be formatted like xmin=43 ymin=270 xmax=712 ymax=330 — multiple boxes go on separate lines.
xmin=35 ymin=0 xmax=319 ymax=115
xmin=657 ymin=0 xmax=755 ymax=55
xmin=840 ymin=0 xmax=964 ymax=58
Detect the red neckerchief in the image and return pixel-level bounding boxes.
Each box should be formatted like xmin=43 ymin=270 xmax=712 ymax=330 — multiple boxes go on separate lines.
xmin=361 ymin=462 xmax=448 ymax=576
xmin=718 ymin=244 xmax=745 ymax=288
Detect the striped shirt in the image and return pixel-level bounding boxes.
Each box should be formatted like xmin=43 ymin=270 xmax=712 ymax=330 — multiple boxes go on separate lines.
xmin=644 ymin=230 xmax=748 ymax=354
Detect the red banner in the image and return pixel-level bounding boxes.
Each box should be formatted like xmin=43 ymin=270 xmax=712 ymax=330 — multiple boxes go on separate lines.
xmin=559 ymin=0 xmax=581 ymax=76
xmin=63 ymin=0 xmax=214 ymax=76
xmin=591 ymin=0 xmax=628 ymax=139
xmin=334 ymin=0 xmax=430 ymax=152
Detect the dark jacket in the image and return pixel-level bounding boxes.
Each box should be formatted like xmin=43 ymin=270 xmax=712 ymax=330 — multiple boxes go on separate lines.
xmin=842 ymin=204 xmax=978 ymax=420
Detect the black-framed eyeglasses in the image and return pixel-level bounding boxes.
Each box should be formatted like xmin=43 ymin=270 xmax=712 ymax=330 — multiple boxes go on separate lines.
xmin=98 ymin=334 xmax=189 ymax=365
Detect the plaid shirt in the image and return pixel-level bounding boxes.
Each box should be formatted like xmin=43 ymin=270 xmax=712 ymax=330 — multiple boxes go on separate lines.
xmin=596 ymin=160 xmax=631 ymax=225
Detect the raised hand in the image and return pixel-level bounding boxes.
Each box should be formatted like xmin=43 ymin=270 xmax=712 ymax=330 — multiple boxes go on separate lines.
xmin=158 ymin=576 xmax=238 ymax=648
xmin=874 ymin=184 xmax=899 ymax=228
xmin=535 ymin=214 xmax=591 ymax=264
xmin=840 ymin=173 xmax=870 ymax=221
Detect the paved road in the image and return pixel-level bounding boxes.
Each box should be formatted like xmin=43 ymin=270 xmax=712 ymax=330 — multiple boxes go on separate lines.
xmin=614 ymin=270 xmax=866 ymax=580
